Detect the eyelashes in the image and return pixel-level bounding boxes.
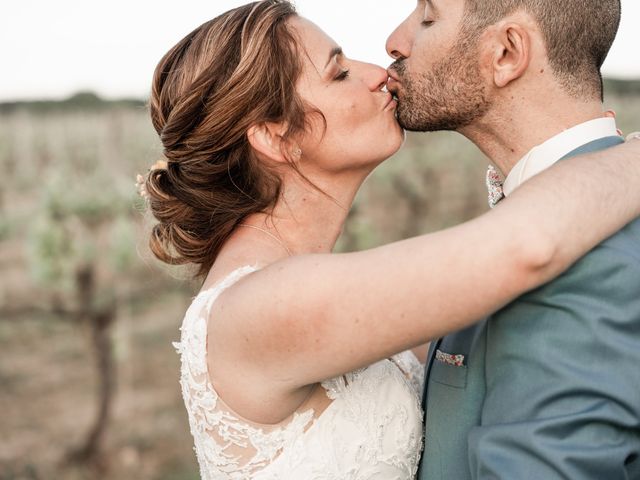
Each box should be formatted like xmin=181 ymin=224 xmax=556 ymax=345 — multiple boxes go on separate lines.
xmin=335 ymin=69 xmax=350 ymax=81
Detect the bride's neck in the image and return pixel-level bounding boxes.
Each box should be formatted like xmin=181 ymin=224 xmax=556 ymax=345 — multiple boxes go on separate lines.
xmin=243 ymin=168 xmax=367 ymax=255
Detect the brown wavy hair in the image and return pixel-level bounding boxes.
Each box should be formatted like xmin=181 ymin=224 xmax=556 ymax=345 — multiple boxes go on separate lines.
xmin=145 ymin=0 xmax=307 ymax=278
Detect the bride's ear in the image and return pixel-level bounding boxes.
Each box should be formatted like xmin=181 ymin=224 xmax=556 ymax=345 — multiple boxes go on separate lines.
xmin=247 ymin=122 xmax=297 ymax=165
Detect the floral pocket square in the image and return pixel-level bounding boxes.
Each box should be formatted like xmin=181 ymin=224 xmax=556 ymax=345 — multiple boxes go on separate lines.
xmin=435 ymin=349 xmax=466 ymax=367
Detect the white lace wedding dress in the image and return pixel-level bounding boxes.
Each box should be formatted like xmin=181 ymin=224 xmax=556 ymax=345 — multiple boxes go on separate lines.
xmin=173 ymin=266 xmax=425 ymax=479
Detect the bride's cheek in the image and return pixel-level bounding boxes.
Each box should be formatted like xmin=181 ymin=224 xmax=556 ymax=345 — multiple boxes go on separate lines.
xmin=338 ymin=96 xmax=357 ymax=114
xmin=341 ymin=102 xmax=364 ymax=127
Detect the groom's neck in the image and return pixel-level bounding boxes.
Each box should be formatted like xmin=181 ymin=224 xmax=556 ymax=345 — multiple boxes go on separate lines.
xmin=460 ymin=90 xmax=604 ymax=176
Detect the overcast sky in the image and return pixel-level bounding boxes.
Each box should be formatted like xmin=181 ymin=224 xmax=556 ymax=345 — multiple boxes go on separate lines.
xmin=3 ymin=0 xmax=639 ymax=101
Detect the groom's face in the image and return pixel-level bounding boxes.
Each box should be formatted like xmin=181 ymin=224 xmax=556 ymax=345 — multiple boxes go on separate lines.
xmin=386 ymin=0 xmax=491 ymax=132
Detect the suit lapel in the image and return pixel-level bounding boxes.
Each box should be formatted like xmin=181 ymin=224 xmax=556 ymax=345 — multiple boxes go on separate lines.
xmin=422 ymin=339 xmax=442 ymax=409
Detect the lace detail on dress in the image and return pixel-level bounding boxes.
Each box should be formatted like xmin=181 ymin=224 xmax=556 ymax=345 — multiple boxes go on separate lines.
xmin=173 ymin=266 xmax=316 ymax=479
xmin=174 ymin=265 xmax=425 ymax=479
xmin=390 ymin=350 xmax=425 ymax=395
xmin=259 ymin=355 xmax=424 ymax=480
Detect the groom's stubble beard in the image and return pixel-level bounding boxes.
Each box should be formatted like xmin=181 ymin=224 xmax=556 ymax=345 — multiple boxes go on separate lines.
xmin=392 ymin=35 xmax=491 ymax=133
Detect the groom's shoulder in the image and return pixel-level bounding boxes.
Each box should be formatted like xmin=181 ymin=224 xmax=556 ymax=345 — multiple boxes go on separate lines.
xmin=501 ymin=214 xmax=640 ymax=316
xmin=566 ymin=214 xmax=640 ymax=285
xmin=482 ymin=218 xmax=640 ymax=379
xmin=597 ymin=215 xmax=640 ymax=263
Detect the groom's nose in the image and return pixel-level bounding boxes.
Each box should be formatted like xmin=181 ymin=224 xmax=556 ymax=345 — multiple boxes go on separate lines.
xmin=386 ymin=20 xmax=412 ymax=60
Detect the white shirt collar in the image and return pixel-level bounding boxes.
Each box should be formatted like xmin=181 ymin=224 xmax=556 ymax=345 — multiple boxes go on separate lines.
xmin=503 ymin=117 xmax=619 ymax=197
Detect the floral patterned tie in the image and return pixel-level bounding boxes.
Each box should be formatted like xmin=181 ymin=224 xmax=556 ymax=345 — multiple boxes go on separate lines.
xmin=486 ymin=165 xmax=505 ymax=209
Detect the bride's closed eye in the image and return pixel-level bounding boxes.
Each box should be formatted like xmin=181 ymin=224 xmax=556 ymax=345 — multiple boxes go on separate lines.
xmin=335 ymin=69 xmax=350 ymax=81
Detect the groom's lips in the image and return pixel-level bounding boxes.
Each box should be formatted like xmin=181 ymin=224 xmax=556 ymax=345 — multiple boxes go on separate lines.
xmin=386 ymin=69 xmax=401 ymax=96
xmin=387 ymin=68 xmax=400 ymax=82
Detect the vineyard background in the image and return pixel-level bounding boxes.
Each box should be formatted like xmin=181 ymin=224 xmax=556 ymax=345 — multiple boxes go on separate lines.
xmin=1 ymin=80 xmax=639 ymax=480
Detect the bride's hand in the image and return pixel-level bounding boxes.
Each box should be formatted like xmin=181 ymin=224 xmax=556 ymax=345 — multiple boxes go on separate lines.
xmin=627 ymin=131 xmax=640 ymax=141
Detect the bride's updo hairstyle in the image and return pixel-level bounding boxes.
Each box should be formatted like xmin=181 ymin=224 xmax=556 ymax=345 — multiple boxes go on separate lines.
xmin=146 ymin=0 xmax=306 ymax=277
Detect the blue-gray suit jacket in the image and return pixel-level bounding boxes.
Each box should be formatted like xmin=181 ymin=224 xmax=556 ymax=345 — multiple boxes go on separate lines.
xmin=418 ymin=136 xmax=640 ymax=479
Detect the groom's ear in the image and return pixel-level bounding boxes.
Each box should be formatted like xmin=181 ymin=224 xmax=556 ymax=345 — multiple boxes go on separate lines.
xmin=486 ymin=15 xmax=534 ymax=88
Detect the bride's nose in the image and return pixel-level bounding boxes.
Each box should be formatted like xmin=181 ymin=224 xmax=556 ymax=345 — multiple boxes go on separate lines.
xmin=359 ymin=63 xmax=389 ymax=92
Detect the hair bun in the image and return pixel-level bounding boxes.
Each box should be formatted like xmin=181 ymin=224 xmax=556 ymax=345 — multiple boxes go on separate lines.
xmin=145 ymin=0 xmax=304 ymax=278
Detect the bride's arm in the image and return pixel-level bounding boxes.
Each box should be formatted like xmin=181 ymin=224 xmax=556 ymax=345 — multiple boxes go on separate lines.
xmin=212 ymin=139 xmax=640 ymax=387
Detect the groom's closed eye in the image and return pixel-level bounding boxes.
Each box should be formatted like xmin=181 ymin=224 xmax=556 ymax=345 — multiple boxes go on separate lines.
xmin=421 ymin=0 xmax=438 ymax=25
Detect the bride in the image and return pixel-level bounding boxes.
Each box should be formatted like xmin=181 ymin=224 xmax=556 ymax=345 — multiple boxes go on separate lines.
xmin=140 ymin=1 xmax=640 ymax=478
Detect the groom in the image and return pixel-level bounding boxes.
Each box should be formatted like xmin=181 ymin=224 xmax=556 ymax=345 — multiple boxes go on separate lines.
xmin=386 ymin=0 xmax=640 ymax=478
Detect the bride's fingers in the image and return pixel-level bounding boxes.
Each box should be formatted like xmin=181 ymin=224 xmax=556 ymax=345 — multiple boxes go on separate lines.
xmin=626 ymin=131 xmax=640 ymax=141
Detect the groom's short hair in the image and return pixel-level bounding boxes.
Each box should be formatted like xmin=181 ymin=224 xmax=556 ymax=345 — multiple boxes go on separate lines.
xmin=462 ymin=0 xmax=621 ymax=100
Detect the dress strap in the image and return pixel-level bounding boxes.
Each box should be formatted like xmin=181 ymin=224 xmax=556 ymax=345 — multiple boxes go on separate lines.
xmin=195 ymin=264 xmax=262 ymax=312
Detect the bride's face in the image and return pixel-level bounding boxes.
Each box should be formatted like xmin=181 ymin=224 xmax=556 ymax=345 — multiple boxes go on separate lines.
xmin=289 ymin=17 xmax=405 ymax=173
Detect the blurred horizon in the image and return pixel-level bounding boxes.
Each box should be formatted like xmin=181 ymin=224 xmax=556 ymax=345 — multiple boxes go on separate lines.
xmin=3 ymin=75 xmax=640 ymax=105
xmin=4 ymin=75 xmax=640 ymax=105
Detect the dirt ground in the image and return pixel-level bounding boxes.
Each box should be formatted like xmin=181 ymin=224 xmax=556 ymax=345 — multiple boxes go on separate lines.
xmin=0 ymin=239 xmax=201 ymax=480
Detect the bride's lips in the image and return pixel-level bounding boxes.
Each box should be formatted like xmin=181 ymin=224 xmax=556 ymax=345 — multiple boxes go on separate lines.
xmin=383 ymin=92 xmax=397 ymax=111
xmin=386 ymin=78 xmax=400 ymax=95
